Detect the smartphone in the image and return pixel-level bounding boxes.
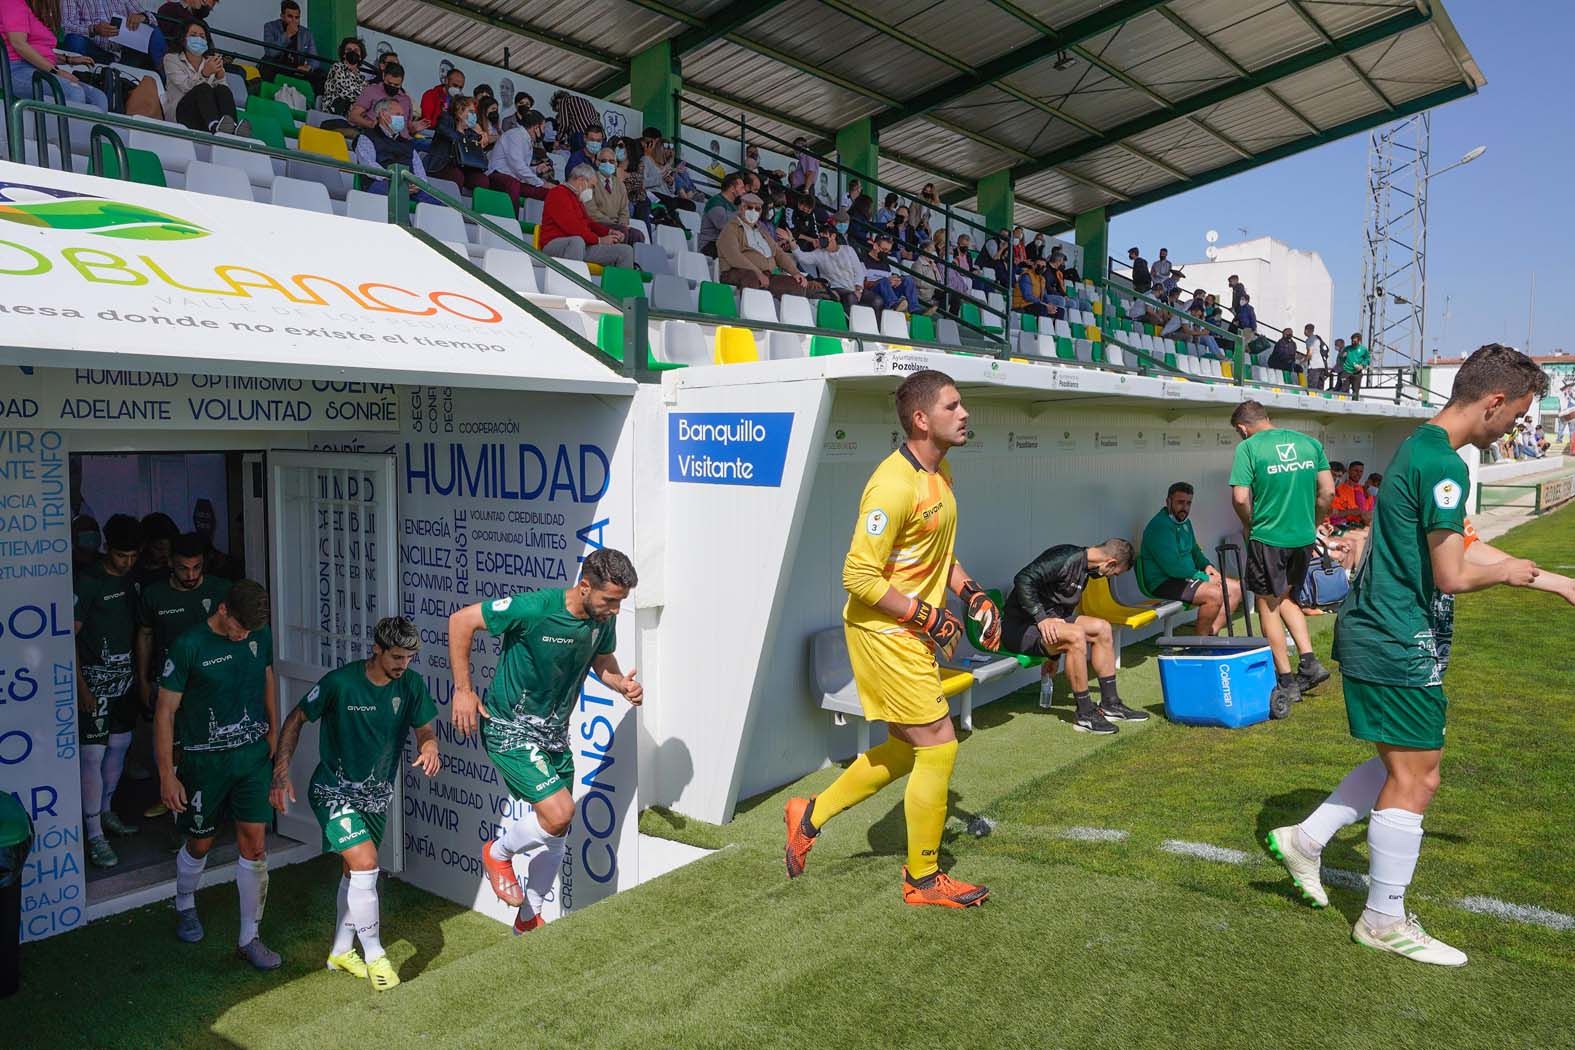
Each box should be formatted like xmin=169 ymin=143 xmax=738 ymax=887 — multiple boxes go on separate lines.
xmin=109 ymin=15 xmax=122 ymax=29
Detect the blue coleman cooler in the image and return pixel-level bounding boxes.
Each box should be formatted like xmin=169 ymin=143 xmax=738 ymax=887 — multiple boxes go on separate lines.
xmin=1157 ymin=645 xmax=1274 ymax=728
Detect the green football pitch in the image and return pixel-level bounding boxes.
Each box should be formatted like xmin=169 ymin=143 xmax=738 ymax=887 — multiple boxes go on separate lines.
xmin=12 ymin=508 xmax=1573 ymax=1050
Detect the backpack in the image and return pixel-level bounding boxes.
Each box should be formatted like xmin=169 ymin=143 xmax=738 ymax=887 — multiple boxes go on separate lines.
xmin=274 ymin=84 xmax=307 ymax=111
xmin=1298 ymin=547 xmax=1349 ymax=608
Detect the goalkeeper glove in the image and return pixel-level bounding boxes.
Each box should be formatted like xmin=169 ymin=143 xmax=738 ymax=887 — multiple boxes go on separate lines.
xmin=960 ymin=580 xmax=1001 ymax=651
xmin=903 ymin=597 xmax=963 ymax=661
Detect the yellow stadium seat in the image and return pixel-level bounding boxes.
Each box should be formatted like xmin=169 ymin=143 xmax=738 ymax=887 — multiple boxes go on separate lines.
xmin=1078 ymin=575 xmax=1158 ymax=668
xmin=234 ymin=61 xmax=260 ymax=82
xmin=714 ymin=325 xmax=759 ymax=364
xmin=530 ymin=224 xmax=603 ymax=276
xmin=1220 ymin=362 xmax=1234 ymax=379
xmin=1090 ymin=299 xmax=1103 ymax=316
xmin=1086 ymin=325 xmax=1101 ymax=341
xmin=937 ymin=667 xmax=977 ymax=729
xmin=297 ymin=124 xmax=350 ymax=162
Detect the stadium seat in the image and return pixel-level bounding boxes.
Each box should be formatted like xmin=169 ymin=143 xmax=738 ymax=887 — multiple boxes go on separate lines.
xmin=675 ymin=209 xmax=701 ymax=238
xmin=212 ymin=136 xmax=277 ymax=192
xmin=225 ymin=71 xmax=248 ymax=110
xmin=849 ymin=304 xmax=880 ymax=337
xmin=244 ymin=114 xmax=287 ymax=151
xmin=809 ymin=334 xmax=844 ymax=357
xmin=470 ymin=186 xmax=518 ymax=224
xmin=909 ymin=313 xmax=936 ymax=343
xmin=544 ymin=259 xmax=595 ymax=298
xmin=129 ymin=127 xmax=196 ymax=186
xmin=599 ymin=266 xmax=645 ymax=302
xmin=715 ymin=326 xmax=759 ymax=364
xmin=654 ymin=224 xmax=688 ymax=260
xmin=244 ymin=96 xmax=293 ymax=132
xmin=675 ymin=251 xmax=712 ymax=285
xmin=812 ymin=626 xmax=977 ymax=744
xmin=698 ymin=281 xmax=738 ymax=320
xmin=935 ymin=317 xmax=961 ymax=346
xmin=651 ymin=274 xmax=697 ymax=312
xmin=1078 ymin=576 xmax=1159 ymax=669
xmin=634 ymin=242 xmax=672 ymax=275
xmin=594 ymin=312 xmax=681 ymax=371
xmin=659 ymin=320 xmax=711 ymax=366
xmin=415 ymin=203 xmax=468 ymax=244
xmin=269 ymin=176 xmax=333 ymax=214
xmin=816 ymin=298 xmax=849 ymax=331
xmin=778 ymin=294 xmax=813 ymax=329
xmin=482 ymin=248 xmax=540 ymax=293
xmin=739 ymin=287 xmax=777 ymax=324
xmin=1115 ymin=564 xmax=1188 ymax=636
xmin=345 ymin=189 xmax=389 ymax=222
xmin=879 ymin=309 xmax=909 ymax=341
xmin=184 ymin=160 xmax=255 ymax=201
xmin=95 ymin=141 xmax=166 ymax=186
xmin=1106 ymin=344 xmax=1126 ymax=368
xmin=522 ymin=197 xmax=545 ymax=226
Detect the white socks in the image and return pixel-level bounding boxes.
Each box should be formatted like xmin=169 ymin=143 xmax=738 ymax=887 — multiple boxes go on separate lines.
xmin=491 ymin=809 xmax=554 ymax=861
xmin=175 ymin=844 xmax=207 ymax=911
xmin=1364 ymin=807 xmax=1424 ymax=924
xmin=347 ymin=869 xmax=384 ymax=962
xmin=81 ymin=744 xmax=106 ymax=838
xmin=101 ymin=731 xmax=132 ymax=811
xmin=524 ymin=836 xmax=566 ymax=916
xmin=331 ymin=875 xmax=355 ymax=956
xmin=1298 ymin=756 xmax=1387 ymax=850
xmin=236 ymin=855 xmax=268 ymax=946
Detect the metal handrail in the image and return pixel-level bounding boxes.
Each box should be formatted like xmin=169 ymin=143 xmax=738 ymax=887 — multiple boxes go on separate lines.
xmin=645 ymin=307 xmax=1010 ymax=361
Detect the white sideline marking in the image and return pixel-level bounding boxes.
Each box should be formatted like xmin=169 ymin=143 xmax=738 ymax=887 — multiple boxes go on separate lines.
xmin=1453 ymin=896 xmax=1575 ymax=931
xmin=1321 ymin=867 xmax=1369 ymax=891
xmin=1059 ymin=826 xmax=1130 ymax=842
xmin=1159 ymin=839 xmax=1252 ymax=864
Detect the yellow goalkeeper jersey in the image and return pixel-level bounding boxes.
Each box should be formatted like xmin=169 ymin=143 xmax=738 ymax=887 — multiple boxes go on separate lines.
xmin=842 ymin=445 xmax=958 ymax=634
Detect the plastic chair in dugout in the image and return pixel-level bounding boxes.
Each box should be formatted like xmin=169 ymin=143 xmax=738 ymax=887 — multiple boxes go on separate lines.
xmin=1077 ymin=576 xmax=1159 ymax=669
xmin=965 ymin=589 xmax=1044 ymax=670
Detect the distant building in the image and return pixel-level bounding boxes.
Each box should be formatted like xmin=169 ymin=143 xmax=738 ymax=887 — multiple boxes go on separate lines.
xmin=1176 ymin=236 xmax=1333 ymax=344
xmin=1423 ymin=352 xmax=1574 ymax=420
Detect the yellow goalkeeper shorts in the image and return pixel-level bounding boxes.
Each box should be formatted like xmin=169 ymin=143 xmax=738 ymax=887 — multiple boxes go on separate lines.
xmin=844 ymin=622 xmax=948 ymax=726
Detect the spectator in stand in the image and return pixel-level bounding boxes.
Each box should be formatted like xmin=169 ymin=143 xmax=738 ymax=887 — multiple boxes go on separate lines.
xmin=1330 ymin=337 xmax=1347 ymax=379
xmin=585 ymin=144 xmax=643 ymax=244
xmin=153 ymin=0 xmax=205 ymax=40
xmin=1232 ymin=292 xmax=1257 ymax=336
xmin=697 ymin=172 xmax=742 ymax=257
xmin=61 ymin=0 xmax=166 ymax=70
xmin=859 ymin=231 xmax=922 ymax=316
xmin=616 ymin=135 xmax=651 ymax=221
xmin=484 ymin=108 xmax=554 ymax=208
xmin=948 ymin=234 xmax=977 ymax=312
xmin=353 ymin=97 xmax=440 ymax=202
xmin=550 ymin=89 xmax=598 ymax=144
xmin=1151 ymin=247 xmax=1172 ymax=290
xmin=1202 ymin=293 xmax=1224 ymax=329
xmin=540 ymin=164 xmax=633 ymax=268
xmin=846 ymin=193 xmax=877 ymax=247
xmin=1339 ymin=331 xmax=1368 ymax=397
xmin=701 ymin=138 xmax=725 ymax=185
xmin=318 ymin=36 xmax=366 ymax=118
xmin=1139 ymin=481 xmax=1242 ymax=637
xmin=717 ymin=192 xmax=815 ymax=297
xmin=163 ymin=22 xmax=244 ymax=132
xmin=260 ymin=0 xmax=320 ymax=90
xmin=641 ymin=127 xmax=697 ymax=213
xmin=564 ymin=123 xmax=603 ymax=176
xmin=348 ymin=60 xmax=423 ymax=135
xmin=1012 ymin=256 xmax=1057 ymax=318
xmin=912 ymin=183 xmax=939 ymax=231
xmin=874 ymin=192 xmax=897 ymax=227
xmin=474 ymin=86 xmax=500 ymax=143
xmin=787 ymin=136 xmax=818 ymax=193
xmin=1011 ymin=226 xmax=1027 ymax=266
xmin=792 ymin=224 xmax=864 ymax=311
xmin=425 ymin=94 xmax=495 ymax=196
xmin=1227 ymin=273 xmax=1248 ymax=317
xmin=839 ymin=177 xmax=862 ymax=211
xmin=1267 ymin=327 xmax=1300 ymax=373
xmin=1026 ymin=232 xmax=1048 ymax=262
xmin=1127 ymin=246 xmax=1150 ymax=293
xmin=886 ymin=204 xmax=920 ymax=260
xmin=499 ymin=90 xmax=533 ymax=132
xmin=5 ymin=0 xmax=110 ymax=111
xmin=419 ymin=65 xmax=463 ymax=128
xmin=912 ymin=235 xmax=940 ymax=313
xmin=788 ymin=190 xmax=823 ymax=253
xmin=1302 ymin=323 xmax=1328 ymax=388
xmin=981 ymin=228 xmax=1011 ymax=287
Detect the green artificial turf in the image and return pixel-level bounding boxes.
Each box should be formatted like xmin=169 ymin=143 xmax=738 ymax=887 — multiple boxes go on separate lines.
xmin=10 ymin=509 xmax=1572 ymax=1050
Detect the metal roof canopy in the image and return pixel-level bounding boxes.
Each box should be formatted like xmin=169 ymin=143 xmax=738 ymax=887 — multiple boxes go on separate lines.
xmin=358 ymin=0 xmax=1483 ymax=230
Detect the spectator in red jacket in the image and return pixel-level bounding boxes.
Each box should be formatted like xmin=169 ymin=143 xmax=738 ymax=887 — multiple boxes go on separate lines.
xmin=540 ymin=164 xmax=635 ymax=269
xmin=420 ymin=66 xmax=463 ymax=127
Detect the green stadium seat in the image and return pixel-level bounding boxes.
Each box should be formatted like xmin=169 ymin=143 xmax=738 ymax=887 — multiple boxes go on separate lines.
xmin=816 ymin=298 xmax=849 ymax=331
xmin=470 ymin=186 xmax=517 ymax=222
xmin=967 ymin=589 xmax=1044 ymax=669
xmin=1056 ymin=336 xmax=1075 ymax=360
xmin=244 ymin=114 xmax=287 ymax=150
xmin=908 ymin=313 xmax=935 ymax=343
xmin=809 ymin=334 xmax=843 ymax=356
xmin=273 ymin=74 xmax=316 ymax=109
xmin=97 ymin=142 xmax=167 ymax=187
xmin=698 ymin=281 xmax=738 ymax=320
xmin=245 ymin=96 xmax=293 ymax=130
xmin=599 ymin=266 xmax=646 ymax=302
xmin=595 ymin=313 xmax=682 ymax=370
xmin=1017 ymin=312 xmax=1039 ymax=334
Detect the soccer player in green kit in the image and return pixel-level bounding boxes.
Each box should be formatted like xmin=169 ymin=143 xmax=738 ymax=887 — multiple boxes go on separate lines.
xmin=74 ymin=513 xmax=144 ymax=867
xmin=448 ymin=549 xmax=643 ymax=935
xmin=155 ymin=580 xmax=281 ymax=970
xmin=1266 ymin=346 xmax=1549 ymax=966
xmin=270 ymin=617 xmax=441 ymax=991
xmin=136 ymin=533 xmax=231 ymax=819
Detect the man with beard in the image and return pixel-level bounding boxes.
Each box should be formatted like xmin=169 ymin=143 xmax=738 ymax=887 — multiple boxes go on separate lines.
xmin=1139 ymin=481 xmax=1242 ymax=637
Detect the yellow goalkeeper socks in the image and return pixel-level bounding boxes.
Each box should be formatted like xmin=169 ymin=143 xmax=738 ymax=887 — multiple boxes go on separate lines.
xmin=905 ymin=740 xmax=957 ymax=879
xmin=809 ymin=736 xmax=916 ymax=830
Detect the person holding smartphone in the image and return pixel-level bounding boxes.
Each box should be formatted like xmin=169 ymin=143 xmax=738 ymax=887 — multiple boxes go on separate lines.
xmin=4 ymin=0 xmax=110 ymax=110
xmin=162 ymin=19 xmax=246 ymax=134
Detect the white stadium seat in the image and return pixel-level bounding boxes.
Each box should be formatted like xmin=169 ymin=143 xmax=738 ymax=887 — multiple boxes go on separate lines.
xmin=415 ymin=202 xmax=468 ymax=244
xmin=345 ymin=189 xmax=389 ymax=222
xmin=269 ymin=176 xmax=333 ymax=214
xmin=482 ymin=248 xmax=541 ymax=293
xmin=184 ymin=160 xmax=254 ymax=201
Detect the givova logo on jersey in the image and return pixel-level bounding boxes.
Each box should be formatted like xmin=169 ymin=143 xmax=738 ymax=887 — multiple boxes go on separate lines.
xmin=1267 ymin=442 xmax=1319 ymax=474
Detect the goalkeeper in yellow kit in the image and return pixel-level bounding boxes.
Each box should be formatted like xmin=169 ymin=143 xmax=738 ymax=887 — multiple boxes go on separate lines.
xmin=784 ymin=369 xmax=1001 ymax=907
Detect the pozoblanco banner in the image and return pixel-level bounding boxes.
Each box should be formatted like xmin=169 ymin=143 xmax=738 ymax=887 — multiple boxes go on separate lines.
xmin=0 ymin=428 xmax=85 ymax=942
xmin=0 ymin=161 xmax=631 ymax=395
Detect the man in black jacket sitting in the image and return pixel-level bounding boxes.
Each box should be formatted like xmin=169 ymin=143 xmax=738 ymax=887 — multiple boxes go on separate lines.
xmin=1001 ymin=539 xmax=1148 ymax=735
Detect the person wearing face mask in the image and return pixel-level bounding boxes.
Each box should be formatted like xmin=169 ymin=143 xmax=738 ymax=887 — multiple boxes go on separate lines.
xmin=1002 ymin=538 xmax=1146 ymax=731
xmin=424 ymin=94 xmax=495 ymax=195
xmin=352 ymin=98 xmax=441 ymax=202
xmin=163 ymin=21 xmax=247 ymax=134
xmin=791 ymin=222 xmax=863 ymax=310
xmin=717 ymin=191 xmax=817 ymax=297
xmin=788 ymin=190 xmax=824 ymax=253
xmin=420 ymin=66 xmax=463 ymax=128
xmin=697 ymin=172 xmax=743 ymax=257
xmin=586 ymin=145 xmax=644 ymax=244
xmin=498 ymin=89 xmax=533 ymax=132
xmin=1026 ymin=232 xmax=1047 ymax=262
xmin=348 ymin=59 xmax=424 ymax=134
xmin=319 ymin=36 xmax=367 ymax=118
xmin=1139 ymin=481 xmax=1241 ymax=638
xmin=540 ymin=164 xmax=634 ymax=269
xmin=484 ymin=109 xmax=553 ymax=208
xmin=858 ymin=231 xmax=922 ymax=316
xmin=565 ymin=123 xmax=604 ymax=179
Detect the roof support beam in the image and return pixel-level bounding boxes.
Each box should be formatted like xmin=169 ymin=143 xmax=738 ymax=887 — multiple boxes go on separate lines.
xmin=1002 ymin=7 xmax=1429 ymax=185
xmin=412 ymin=0 xmax=625 ymax=72
xmin=1153 ymin=5 xmax=1321 ymax=135
xmin=587 ymin=0 xmax=791 ymax=97
xmin=1283 ymin=0 xmax=1395 ymax=109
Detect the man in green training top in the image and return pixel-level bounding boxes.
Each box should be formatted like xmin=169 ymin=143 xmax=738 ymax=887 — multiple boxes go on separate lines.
xmin=74 ymin=513 xmax=143 ymax=868
xmin=1266 ymin=345 xmax=1550 ymax=967
xmin=1340 ymin=331 xmax=1370 ymax=398
xmin=1139 ymin=480 xmax=1242 ymax=637
xmin=137 ymin=532 xmax=232 ymax=819
xmin=449 ymin=548 xmax=644 ymax=935
xmin=1229 ymin=400 xmax=1335 ymax=717
xmin=155 ymin=579 xmax=281 ymax=970
xmin=270 ymin=617 xmax=440 ymax=992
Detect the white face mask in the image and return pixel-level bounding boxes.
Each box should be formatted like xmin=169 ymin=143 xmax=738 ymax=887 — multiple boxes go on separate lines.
xmin=578 ymin=186 xmax=594 ymax=203
xmin=742 ymin=209 xmax=760 ymax=225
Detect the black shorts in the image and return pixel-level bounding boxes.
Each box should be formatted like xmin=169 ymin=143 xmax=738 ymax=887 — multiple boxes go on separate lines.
xmin=1001 ymin=608 xmax=1074 ymax=656
xmin=1150 ymin=577 xmax=1204 ymax=603
xmin=1245 ymin=540 xmax=1312 ymax=599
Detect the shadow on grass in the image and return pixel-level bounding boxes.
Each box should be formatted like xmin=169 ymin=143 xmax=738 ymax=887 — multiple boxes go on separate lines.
xmin=856 ymin=789 xmax=984 ymax=870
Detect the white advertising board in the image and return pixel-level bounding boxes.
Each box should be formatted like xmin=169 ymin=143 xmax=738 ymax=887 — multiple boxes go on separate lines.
xmin=0 ymin=428 xmax=85 ymax=942
xmin=394 ymin=386 xmax=639 ymax=922
xmin=0 ymin=161 xmax=631 ymax=396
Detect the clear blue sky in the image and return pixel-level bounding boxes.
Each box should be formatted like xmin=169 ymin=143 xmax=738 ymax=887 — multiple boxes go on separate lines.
xmin=1108 ymin=3 xmax=1570 ymax=361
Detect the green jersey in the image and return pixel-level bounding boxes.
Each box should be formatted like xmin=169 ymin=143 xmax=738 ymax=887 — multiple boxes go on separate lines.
xmin=74 ymin=563 xmax=138 ymax=702
xmin=1138 ymin=508 xmax=1211 ymax=588
xmin=161 ymin=623 xmax=274 ymax=752
xmin=1229 ymin=428 xmax=1329 ymax=548
xmin=1334 ymin=424 xmax=1469 ymax=687
xmin=1343 ymin=343 xmax=1370 ymax=373
xmin=0 ymin=789 xmax=32 ymax=848
xmin=302 ymin=661 xmax=437 ymax=811
xmin=139 ymin=575 xmax=231 ymax=672
xmin=480 ymin=589 xmax=616 ymax=754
